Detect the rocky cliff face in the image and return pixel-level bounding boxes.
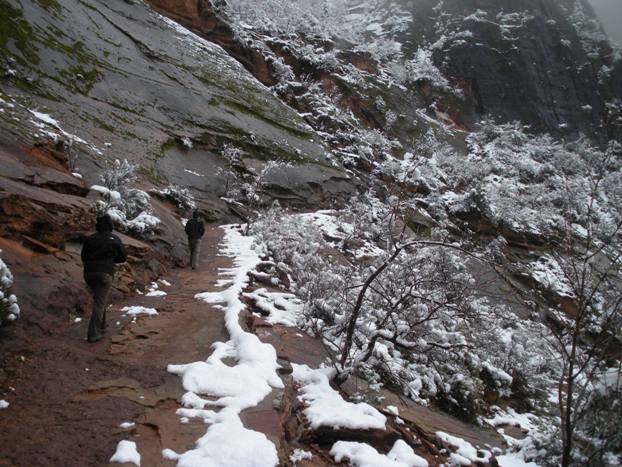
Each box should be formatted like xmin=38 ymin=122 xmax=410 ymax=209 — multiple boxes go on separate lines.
xmin=0 ymin=0 xmax=356 ymax=321
xmin=403 ymin=0 xmax=622 ymax=142
xmin=0 ymin=0 xmax=353 ymax=195
xmin=156 ymin=0 xmax=621 ymax=145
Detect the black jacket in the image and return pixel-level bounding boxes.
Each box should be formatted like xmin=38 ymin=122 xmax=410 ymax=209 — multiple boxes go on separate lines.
xmin=81 ymin=231 xmax=127 ymax=275
xmin=185 ymin=218 xmax=205 ymax=240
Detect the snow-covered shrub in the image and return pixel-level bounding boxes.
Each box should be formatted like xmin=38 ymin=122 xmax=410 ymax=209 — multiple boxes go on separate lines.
xmin=100 ymin=158 xmax=136 ymax=191
xmin=0 ymin=252 xmax=20 ymax=327
xmin=91 ymin=159 xmax=160 ymax=235
xmin=574 ymin=368 xmax=622 ymax=466
xmin=222 ymin=156 xmax=290 ymax=210
xmin=250 ymin=201 xmax=557 ymax=419
xmin=404 ymin=48 xmax=450 ymax=90
xmin=223 ymin=0 xmax=411 ymax=45
xmin=153 ymin=184 xmax=196 ymax=210
xmin=415 ymin=121 xmax=622 ymax=240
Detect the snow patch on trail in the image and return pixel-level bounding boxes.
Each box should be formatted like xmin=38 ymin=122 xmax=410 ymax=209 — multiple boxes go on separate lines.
xmin=0 ymin=400 xmax=9 ymax=409
xmin=121 ymin=306 xmax=158 ymax=317
xmin=292 ymin=364 xmax=386 ymax=430
xmin=330 ymin=439 xmax=428 ymax=467
xmin=110 ymin=440 xmax=141 ymax=466
xmin=243 ymin=288 xmax=303 ymax=326
xmin=146 ymin=282 xmax=167 ymax=297
xmin=166 ymin=226 xmax=281 ymax=467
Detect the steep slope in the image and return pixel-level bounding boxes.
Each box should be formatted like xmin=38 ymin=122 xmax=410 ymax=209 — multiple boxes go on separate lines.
xmin=401 ymin=0 xmax=622 ymax=142
xmin=0 ymin=0 xmax=353 ymax=197
xmin=0 ymin=0 xmax=356 ymax=320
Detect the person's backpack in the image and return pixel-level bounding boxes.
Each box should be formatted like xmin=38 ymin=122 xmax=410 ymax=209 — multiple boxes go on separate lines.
xmin=185 ymin=218 xmax=204 ymax=239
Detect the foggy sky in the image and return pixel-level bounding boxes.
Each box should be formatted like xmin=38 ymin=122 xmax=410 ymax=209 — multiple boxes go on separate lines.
xmin=588 ymin=0 xmax=622 ymax=45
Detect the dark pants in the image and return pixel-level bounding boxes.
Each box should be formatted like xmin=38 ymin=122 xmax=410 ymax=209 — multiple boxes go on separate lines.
xmin=84 ymin=272 xmax=113 ymax=341
xmin=189 ymin=238 xmax=201 ymax=269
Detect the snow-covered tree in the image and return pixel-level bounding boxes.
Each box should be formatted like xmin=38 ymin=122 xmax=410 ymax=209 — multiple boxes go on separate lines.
xmin=0 ymin=252 xmax=19 ymax=327
xmin=91 ymin=159 xmax=160 ymax=235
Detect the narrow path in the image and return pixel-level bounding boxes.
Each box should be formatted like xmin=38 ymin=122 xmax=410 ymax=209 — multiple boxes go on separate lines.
xmin=0 ymin=226 xmax=235 ymax=466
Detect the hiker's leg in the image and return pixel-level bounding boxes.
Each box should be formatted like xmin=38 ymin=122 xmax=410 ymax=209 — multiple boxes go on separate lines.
xmin=188 ymin=239 xmax=195 ymax=269
xmin=192 ymin=239 xmax=201 ymax=269
xmin=85 ymin=273 xmax=112 ymax=341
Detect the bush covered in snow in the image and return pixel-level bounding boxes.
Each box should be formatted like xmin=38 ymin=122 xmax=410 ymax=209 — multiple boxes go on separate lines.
xmin=153 ymin=184 xmax=196 ymax=210
xmin=395 ymin=121 xmax=622 ymax=242
xmin=91 ymin=159 xmax=160 ymax=235
xmin=0 ymin=252 xmax=19 ymax=327
xmin=250 ymin=201 xmax=558 ymax=422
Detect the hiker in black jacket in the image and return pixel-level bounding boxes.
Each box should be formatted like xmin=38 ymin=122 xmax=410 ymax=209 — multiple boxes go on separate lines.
xmin=81 ymin=214 xmax=127 ymax=343
xmin=185 ymin=211 xmax=205 ymax=270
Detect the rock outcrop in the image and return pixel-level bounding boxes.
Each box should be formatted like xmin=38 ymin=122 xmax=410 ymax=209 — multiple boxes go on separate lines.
xmin=0 ymin=0 xmax=354 ymax=199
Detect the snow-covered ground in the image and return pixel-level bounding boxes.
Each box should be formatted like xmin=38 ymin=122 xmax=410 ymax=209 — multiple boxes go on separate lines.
xmin=160 ymin=223 xmax=559 ymax=466
xmin=165 ymin=226 xmax=282 ymax=466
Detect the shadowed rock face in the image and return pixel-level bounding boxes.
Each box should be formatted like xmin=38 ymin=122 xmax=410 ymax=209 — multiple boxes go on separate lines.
xmin=399 ymin=0 xmax=620 ymax=142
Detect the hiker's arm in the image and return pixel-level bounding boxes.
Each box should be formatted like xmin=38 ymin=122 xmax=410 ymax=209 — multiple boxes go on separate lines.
xmin=81 ymin=238 xmax=90 ymax=263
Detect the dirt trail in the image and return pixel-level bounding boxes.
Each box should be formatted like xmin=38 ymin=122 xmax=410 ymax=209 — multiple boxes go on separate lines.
xmin=0 ymin=227 xmax=232 ymax=466
xmin=0 ymin=224 xmax=505 ymax=466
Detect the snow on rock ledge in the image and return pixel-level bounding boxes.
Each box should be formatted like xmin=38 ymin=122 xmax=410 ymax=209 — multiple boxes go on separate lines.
xmin=330 ymin=439 xmax=428 ymax=467
xmin=292 ymin=364 xmax=386 ymax=430
xmin=110 ymin=440 xmax=141 ymax=466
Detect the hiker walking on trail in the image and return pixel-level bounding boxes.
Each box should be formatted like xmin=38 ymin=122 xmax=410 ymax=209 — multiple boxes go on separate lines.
xmin=185 ymin=210 xmax=205 ymax=270
xmin=81 ymin=214 xmax=127 ymax=343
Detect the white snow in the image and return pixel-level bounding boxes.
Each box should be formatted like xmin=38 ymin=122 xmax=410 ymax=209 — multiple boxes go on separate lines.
xmin=125 ymin=212 xmax=161 ymax=233
xmin=166 ymin=226 xmax=281 ymax=466
xmin=0 ymin=400 xmax=9 ymax=409
xmin=436 ymin=432 xmax=491 ymax=466
xmin=496 ymin=454 xmax=539 ymax=467
xmin=146 ymin=282 xmax=167 ymax=297
xmin=530 ymin=255 xmax=574 ymax=297
xmin=121 ymin=306 xmax=158 ymax=317
xmin=292 ymin=364 xmax=386 ymax=430
xmin=290 ymin=448 xmax=313 ymax=464
xmin=110 ymin=440 xmax=141 ymax=466
xmin=90 ymin=185 xmax=122 ymax=203
xmin=145 ymin=290 xmax=166 ymax=298
xmin=184 ymin=169 xmax=205 ymax=177
xmin=29 ymin=110 xmax=59 ymax=127
xmin=243 ymin=288 xmax=303 ymax=326
xmin=484 ymin=407 xmax=538 ymax=433
xmin=330 ymin=439 xmax=428 ymax=467
xmin=120 ymin=422 xmax=136 ymax=429
xmin=28 ymin=110 xmax=102 ymax=155
xmin=298 ymin=210 xmax=350 ymax=239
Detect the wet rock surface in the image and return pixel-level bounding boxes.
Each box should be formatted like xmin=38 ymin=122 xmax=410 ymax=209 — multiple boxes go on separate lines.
xmin=402 ymin=0 xmax=618 ymax=141
xmin=0 ymin=228 xmax=227 ymax=466
xmin=1 ymin=0 xmax=354 ymax=202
